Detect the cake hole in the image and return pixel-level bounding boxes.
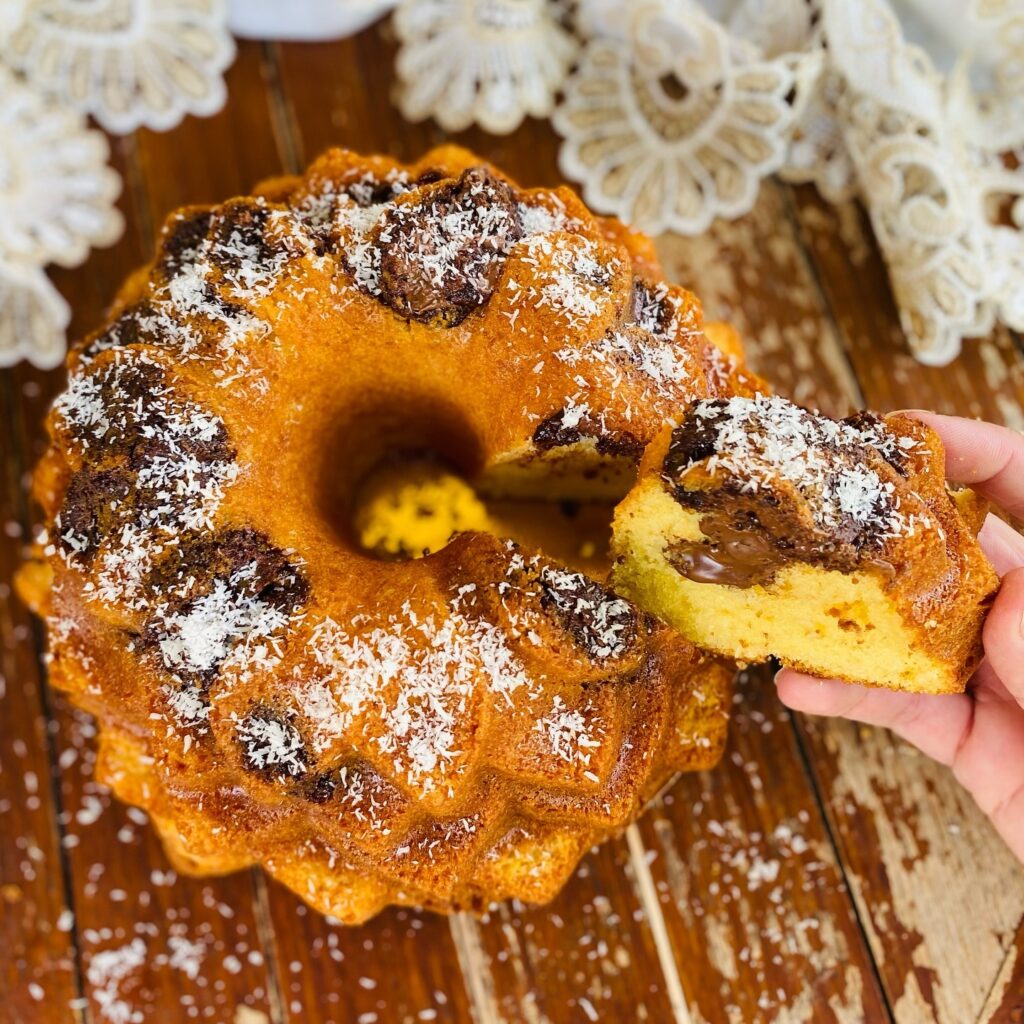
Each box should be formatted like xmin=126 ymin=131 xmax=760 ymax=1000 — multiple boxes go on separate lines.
xmin=354 ymin=453 xmax=490 ymax=561
xmin=352 ymin=454 xmax=616 ymax=577
xmin=319 ymin=392 xmax=616 ymax=573
xmin=316 ymin=392 xmax=484 ymax=550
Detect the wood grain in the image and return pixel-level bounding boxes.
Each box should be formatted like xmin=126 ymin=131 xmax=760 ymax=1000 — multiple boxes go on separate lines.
xmin=980 ymin=915 xmax=1024 ymax=1024
xmin=1 ymin=388 xmax=79 ymax=1024
xmin=0 ymin=20 xmax=1021 ymax=1024
xmin=636 ymin=668 xmax=890 ymax=1023
xmin=458 ymin=842 xmax=687 ymax=1024
xmin=653 ymin=180 xmax=859 ymax=414
xmin=263 ymin=892 xmax=475 ymax=1024
xmin=802 ymin=715 xmax=1024 ymax=1024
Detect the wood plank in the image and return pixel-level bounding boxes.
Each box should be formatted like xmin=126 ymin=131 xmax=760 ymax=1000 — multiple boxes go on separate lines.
xmin=453 ymin=842 xmax=688 ymax=1024
xmin=1 ymin=385 xmax=79 ymax=1023
xmin=980 ymin=915 xmax=1024 ymax=1024
xmin=44 ymin=692 xmax=279 ymax=1024
xmin=635 ymin=667 xmax=890 ymax=1023
xmin=802 ymin=714 xmax=1024 ymax=1024
xmin=4 ymin=87 xmax=279 ymax=1023
xmin=265 ymin=892 xmax=475 ymax=1024
xmin=653 ymin=182 xmax=861 ymax=415
xmin=783 ymin=184 xmax=1024 ymax=1024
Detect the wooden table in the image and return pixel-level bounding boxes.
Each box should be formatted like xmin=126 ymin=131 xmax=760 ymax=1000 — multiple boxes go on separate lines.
xmin=2 ymin=29 xmax=1023 ymax=1024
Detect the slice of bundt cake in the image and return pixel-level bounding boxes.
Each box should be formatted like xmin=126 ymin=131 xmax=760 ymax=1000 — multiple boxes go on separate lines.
xmin=611 ymin=394 xmax=999 ymax=694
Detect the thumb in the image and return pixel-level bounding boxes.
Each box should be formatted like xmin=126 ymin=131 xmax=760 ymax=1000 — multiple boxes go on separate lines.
xmin=982 ymin=565 xmax=1024 ymax=710
xmin=775 ymin=670 xmax=972 ymax=766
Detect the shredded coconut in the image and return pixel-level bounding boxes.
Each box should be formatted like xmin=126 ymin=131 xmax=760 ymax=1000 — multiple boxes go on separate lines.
xmin=53 ymin=352 xmax=238 ymax=611
xmin=235 ymin=711 xmax=307 ymax=777
xmin=298 ymin=599 xmax=532 ymax=793
xmin=535 ymin=695 xmax=604 ymax=767
xmin=153 ymin=563 xmax=292 ymax=680
xmin=677 ymin=394 xmax=928 ymax=539
xmin=538 ymin=566 xmax=634 ymax=659
xmin=86 ymin=938 xmax=147 ymax=1024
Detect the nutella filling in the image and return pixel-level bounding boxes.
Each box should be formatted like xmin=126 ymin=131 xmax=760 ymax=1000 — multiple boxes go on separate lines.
xmin=667 ymin=514 xmax=788 ymax=588
xmin=668 ymin=512 xmax=898 ymax=589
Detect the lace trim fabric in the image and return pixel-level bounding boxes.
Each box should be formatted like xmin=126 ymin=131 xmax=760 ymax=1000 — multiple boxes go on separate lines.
xmin=3 ymin=0 xmax=236 ymax=134
xmin=558 ymin=0 xmax=1024 ymax=364
xmin=0 ymin=0 xmax=236 ymax=368
xmin=0 ymin=256 xmax=70 ymax=371
xmin=386 ymin=0 xmax=1024 ymax=364
xmin=3 ymin=0 xmax=1023 ymax=367
xmin=394 ymin=0 xmax=577 ymax=134
xmin=815 ymin=0 xmax=1024 ymax=364
xmin=0 ymin=65 xmax=122 ymax=369
xmin=554 ymin=1 xmax=800 ymax=236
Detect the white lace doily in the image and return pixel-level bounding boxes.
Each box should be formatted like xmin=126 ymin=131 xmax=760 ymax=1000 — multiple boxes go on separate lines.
xmin=552 ymin=0 xmax=1024 ymax=363
xmin=394 ymin=0 xmax=576 ymax=134
xmin=0 ymin=1 xmax=236 ymax=367
xmin=817 ymin=0 xmax=1024 ymax=363
xmin=0 ymin=67 xmax=122 ymax=369
xmin=555 ymin=0 xmax=800 ymax=235
xmin=0 ymin=68 xmax=123 ymax=269
xmin=3 ymin=0 xmax=236 ymax=135
xmin=0 ymin=255 xmax=71 ymax=370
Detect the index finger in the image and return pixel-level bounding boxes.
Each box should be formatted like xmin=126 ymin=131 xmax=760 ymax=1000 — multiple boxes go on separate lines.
xmin=774 ymin=668 xmax=973 ymax=766
xmin=903 ymin=411 xmax=1024 ymax=518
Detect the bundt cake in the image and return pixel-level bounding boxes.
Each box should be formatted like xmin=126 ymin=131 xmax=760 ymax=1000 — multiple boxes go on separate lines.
xmin=18 ymin=146 xmax=756 ymax=923
xmin=611 ymin=395 xmax=999 ymax=694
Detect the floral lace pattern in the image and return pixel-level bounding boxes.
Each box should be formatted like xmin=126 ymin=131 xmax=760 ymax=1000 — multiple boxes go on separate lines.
xmin=0 ymin=1 xmax=236 ymax=367
xmin=554 ymin=0 xmax=1024 ymax=362
xmin=2 ymin=0 xmax=1023 ymax=366
xmin=3 ymin=0 xmax=236 ymax=134
xmin=394 ymin=0 xmax=576 ymax=134
xmin=555 ymin=0 xmax=799 ymax=235
xmin=0 ymin=67 xmax=121 ymax=369
xmin=819 ymin=0 xmax=1024 ymax=363
xmin=0 ymin=256 xmax=70 ymax=370
xmin=0 ymin=69 xmax=123 ymax=269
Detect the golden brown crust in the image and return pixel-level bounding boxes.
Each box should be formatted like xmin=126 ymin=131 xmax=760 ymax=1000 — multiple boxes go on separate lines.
xmin=24 ymin=145 xmax=746 ymax=923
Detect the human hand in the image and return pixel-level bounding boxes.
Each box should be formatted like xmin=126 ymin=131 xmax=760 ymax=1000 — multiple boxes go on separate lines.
xmin=775 ymin=412 xmax=1024 ymax=862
